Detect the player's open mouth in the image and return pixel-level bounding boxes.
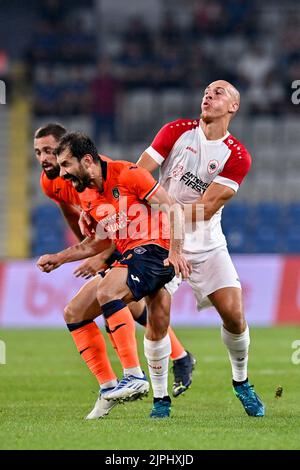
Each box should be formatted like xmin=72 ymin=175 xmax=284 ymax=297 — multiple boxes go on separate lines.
xmin=42 ymin=164 xmax=54 ymax=170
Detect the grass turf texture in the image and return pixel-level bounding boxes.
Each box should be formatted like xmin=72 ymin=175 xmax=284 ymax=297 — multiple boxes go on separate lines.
xmin=0 ymin=326 xmax=299 ymax=450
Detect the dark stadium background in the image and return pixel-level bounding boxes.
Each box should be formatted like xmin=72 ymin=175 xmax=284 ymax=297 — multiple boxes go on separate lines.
xmin=0 ymin=0 xmax=299 ymax=451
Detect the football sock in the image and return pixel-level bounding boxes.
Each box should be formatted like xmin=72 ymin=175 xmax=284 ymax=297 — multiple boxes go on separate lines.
xmin=102 ymin=300 xmax=141 ymax=371
xmin=144 ymin=334 xmax=171 ymax=398
xmin=67 ymin=320 xmax=117 ymax=385
xmin=135 ymin=305 xmax=186 ymax=361
xmin=100 ymin=379 xmax=118 ymax=391
xmin=221 ymin=324 xmax=250 ymax=382
xmin=124 ymin=366 xmax=144 ymax=378
xmin=168 ymin=327 xmax=186 ymax=360
xmin=232 ymin=378 xmax=248 ymax=387
xmin=105 ymin=322 xmax=118 ymax=352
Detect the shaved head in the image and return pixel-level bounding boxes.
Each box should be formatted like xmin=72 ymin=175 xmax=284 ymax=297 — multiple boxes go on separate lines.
xmin=201 ymin=80 xmax=240 ymax=124
xmin=207 ymin=80 xmax=240 ymax=104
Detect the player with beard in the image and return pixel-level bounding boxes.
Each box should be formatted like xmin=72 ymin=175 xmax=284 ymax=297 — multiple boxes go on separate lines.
xmin=34 ymin=126 xmax=195 ymax=417
xmin=37 ymin=132 xmax=191 ymax=418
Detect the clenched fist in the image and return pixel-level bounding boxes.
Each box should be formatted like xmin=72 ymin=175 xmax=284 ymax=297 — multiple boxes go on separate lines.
xmin=37 ymin=253 xmax=62 ymax=273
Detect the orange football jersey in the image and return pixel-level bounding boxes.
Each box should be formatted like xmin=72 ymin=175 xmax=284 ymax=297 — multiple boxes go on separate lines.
xmin=40 ymin=171 xmax=81 ymax=206
xmin=79 ymin=159 xmax=170 ymax=254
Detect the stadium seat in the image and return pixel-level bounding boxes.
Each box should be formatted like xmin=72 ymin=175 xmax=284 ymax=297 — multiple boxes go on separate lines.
xmin=252 ymin=203 xmax=283 ymax=227
xmin=31 ymin=204 xmax=66 ymax=256
xmin=225 ymin=226 xmax=251 ymax=253
xmin=283 ymin=225 xmax=300 ymax=253
xmin=221 ymin=203 xmax=251 ymax=232
xmin=252 ymin=224 xmax=282 ymax=253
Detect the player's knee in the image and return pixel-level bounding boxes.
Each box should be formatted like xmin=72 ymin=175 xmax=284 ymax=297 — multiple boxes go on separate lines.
xmin=147 ymin=312 xmax=169 ymax=340
xmin=96 ymin=286 xmax=112 ymax=306
xmin=223 ymin=307 xmax=245 ymax=334
xmin=63 ymin=302 xmax=81 ymax=324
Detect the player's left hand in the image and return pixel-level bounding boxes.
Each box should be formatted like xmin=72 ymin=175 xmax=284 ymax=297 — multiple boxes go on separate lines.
xmin=79 ymin=210 xmax=95 ymax=238
xmin=164 ymin=252 xmax=192 ymax=280
xmin=37 ymin=253 xmax=63 ymax=273
xmin=73 ymin=253 xmax=107 ymax=279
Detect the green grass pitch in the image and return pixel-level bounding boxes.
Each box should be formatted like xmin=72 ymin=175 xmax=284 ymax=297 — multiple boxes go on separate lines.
xmin=0 ymin=326 xmax=299 ymax=450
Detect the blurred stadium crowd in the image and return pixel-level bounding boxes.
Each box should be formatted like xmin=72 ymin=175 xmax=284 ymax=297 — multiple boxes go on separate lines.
xmin=0 ymin=0 xmax=299 ymax=258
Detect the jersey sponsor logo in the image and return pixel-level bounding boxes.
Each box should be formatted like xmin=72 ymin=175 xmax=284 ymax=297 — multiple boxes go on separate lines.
xmin=172 ymin=164 xmax=184 ymax=179
xmin=134 ymin=246 xmax=147 ymax=255
xmin=207 ymin=159 xmax=219 ymax=174
xmin=180 ymin=171 xmax=210 ymax=193
xmin=112 ymin=187 xmax=120 ymax=199
xmin=98 ymin=209 xmax=129 ymax=234
xmin=186 ymin=146 xmax=197 ymax=154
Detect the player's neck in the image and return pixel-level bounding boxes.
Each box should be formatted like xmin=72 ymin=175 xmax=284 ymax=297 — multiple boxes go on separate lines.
xmin=89 ymin=164 xmax=103 ymax=192
xmin=200 ymin=118 xmax=229 ymax=141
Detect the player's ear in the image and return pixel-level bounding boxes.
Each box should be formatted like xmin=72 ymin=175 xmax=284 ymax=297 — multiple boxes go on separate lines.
xmin=229 ymin=101 xmax=239 ymax=114
xmin=82 ymin=154 xmax=94 ymax=168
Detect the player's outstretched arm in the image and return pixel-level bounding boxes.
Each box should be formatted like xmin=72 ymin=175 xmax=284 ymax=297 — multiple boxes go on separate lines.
xmin=137 ymin=151 xmax=160 ymax=173
xmin=147 ymin=186 xmax=191 ymax=280
xmin=37 ymin=236 xmax=112 ymax=273
xmin=73 ymin=245 xmax=116 ymax=279
xmin=192 ymin=182 xmax=235 ymax=222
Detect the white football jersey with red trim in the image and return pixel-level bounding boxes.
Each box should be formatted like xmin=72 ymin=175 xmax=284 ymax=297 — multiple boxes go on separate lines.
xmin=146 ymin=119 xmax=251 ymax=254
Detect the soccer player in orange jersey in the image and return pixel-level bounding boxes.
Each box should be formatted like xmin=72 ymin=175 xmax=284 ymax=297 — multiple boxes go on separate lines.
xmin=34 ymin=123 xmax=113 ymax=276
xmin=34 ymin=124 xmax=197 ymax=410
xmin=37 ymin=132 xmax=191 ymax=418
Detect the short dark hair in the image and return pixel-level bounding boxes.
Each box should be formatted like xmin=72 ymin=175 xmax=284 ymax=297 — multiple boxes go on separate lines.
xmin=55 ymin=132 xmax=100 ymax=162
xmin=34 ymin=123 xmax=66 ymax=141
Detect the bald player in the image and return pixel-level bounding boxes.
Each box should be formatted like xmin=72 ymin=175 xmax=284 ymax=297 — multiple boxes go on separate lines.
xmin=137 ymin=80 xmax=265 ymax=417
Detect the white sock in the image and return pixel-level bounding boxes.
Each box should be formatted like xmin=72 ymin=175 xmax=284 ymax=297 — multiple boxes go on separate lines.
xmin=124 ymin=366 xmax=144 ymax=378
xmin=100 ymin=379 xmax=118 ymax=392
xmin=144 ymin=334 xmax=171 ymax=398
xmin=221 ymin=324 xmax=250 ymax=382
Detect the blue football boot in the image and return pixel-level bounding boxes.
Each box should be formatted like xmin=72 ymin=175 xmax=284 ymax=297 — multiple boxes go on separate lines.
xmin=233 ymin=381 xmax=265 ymax=417
xmin=150 ymin=396 xmax=171 ymax=418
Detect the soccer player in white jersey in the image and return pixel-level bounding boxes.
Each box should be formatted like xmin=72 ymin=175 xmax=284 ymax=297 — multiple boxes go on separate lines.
xmin=137 ymin=80 xmax=265 ymax=417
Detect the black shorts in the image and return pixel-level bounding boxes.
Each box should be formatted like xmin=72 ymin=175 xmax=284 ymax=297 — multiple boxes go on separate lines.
xmin=98 ymin=249 xmax=123 ymax=277
xmin=112 ymin=244 xmax=175 ymax=301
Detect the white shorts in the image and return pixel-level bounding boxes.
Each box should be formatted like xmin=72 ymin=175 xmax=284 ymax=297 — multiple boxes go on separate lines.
xmin=165 ymin=246 xmax=241 ymax=310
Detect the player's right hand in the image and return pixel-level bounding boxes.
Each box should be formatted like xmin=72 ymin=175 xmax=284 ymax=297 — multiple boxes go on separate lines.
xmin=73 ymin=253 xmax=107 ymax=279
xmin=79 ymin=211 xmax=95 ymax=238
xmin=37 ymin=253 xmax=62 ymax=273
xmin=164 ymin=252 xmax=192 ymax=280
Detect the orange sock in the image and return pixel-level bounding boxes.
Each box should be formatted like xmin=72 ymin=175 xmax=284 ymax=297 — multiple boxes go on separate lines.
xmin=105 ymin=321 xmax=118 ymax=353
xmin=105 ymin=306 xmax=140 ymax=369
xmin=168 ymin=326 xmax=185 ymax=360
xmin=70 ymin=321 xmax=117 ymax=385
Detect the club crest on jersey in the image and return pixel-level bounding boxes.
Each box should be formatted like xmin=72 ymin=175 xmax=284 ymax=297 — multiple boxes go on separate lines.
xmin=112 ymin=187 xmax=120 ymax=199
xmin=172 ymin=164 xmax=184 ymax=179
xmin=207 ymin=159 xmax=219 ymax=174
xmin=134 ymin=246 xmax=147 ymax=255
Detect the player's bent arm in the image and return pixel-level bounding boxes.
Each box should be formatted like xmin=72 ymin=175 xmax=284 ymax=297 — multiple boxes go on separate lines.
xmin=73 ymin=245 xmax=116 ymax=278
xmin=147 ymin=186 xmax=190 ymax=279
xmin=59 ymin=202 xmax=85 ymax=241
xmin=37 ymin=236 xmax=112 ymax=273
xmin=137 ymin=151 xmax=160 ymax=173
xmin=193 ymin=182 xmax=235 ymax=221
